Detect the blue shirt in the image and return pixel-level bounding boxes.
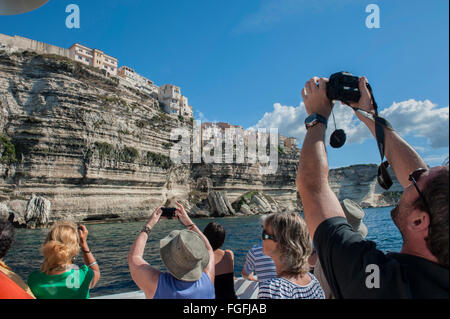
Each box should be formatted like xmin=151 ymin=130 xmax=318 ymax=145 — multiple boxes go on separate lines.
xmin=244 ymin=242 xmax=277 ymax=283
xmin=153 ymin=272 xmax=215 ymax=299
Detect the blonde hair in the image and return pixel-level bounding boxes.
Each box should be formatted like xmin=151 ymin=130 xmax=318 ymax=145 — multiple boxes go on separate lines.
xmin=40 ymin=221 xmax=80 ymax=274
xmin=264 ymin=212 xmax=312 ymax=278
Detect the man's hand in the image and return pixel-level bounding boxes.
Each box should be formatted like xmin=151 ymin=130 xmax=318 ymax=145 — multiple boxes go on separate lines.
xmin=349 ymin=76 xmax=375 ymax=116
xmin=146 ymin=207 xmax=162 ymax=229
xmin=301 ymin=77 xmax=333 ymax=118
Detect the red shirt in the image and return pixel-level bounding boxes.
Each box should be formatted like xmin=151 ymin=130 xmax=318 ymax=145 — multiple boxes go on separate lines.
xmin=0 ymin=271 xmax=33 ymax=299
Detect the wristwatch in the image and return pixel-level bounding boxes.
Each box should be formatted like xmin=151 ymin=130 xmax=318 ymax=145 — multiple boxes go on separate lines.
xmin=141 ymin=225 xmax=152 ymax=236
xmin=305 ymin=113 xmax=328 ymax=130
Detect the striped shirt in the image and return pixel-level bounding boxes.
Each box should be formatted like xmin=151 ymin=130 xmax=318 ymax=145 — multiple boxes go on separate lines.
xmin=243 ymin=243 xmax=277 ymax=283
xmin=258 ymin=275 xmax=325 ymax=299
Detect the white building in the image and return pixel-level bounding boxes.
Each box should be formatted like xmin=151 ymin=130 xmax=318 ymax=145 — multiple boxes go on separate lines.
xmin=69 ymin=43 xmax=118 ymax=76
xmin=117 ymin=66 xmax=158 ymax=96
xmin=158 ymin=84 xmax=193 ymax=118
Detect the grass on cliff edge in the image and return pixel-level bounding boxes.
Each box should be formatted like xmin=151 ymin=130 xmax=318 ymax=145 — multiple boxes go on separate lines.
xmin=0 ymin=133 xmax=17 ymax=164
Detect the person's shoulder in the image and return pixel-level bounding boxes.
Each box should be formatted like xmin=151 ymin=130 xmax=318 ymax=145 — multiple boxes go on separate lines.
xmin=224 ymin=249 xmax=234 ymax=259
xmin=27 ymin=269 xmax=42 ymax=280
xmin=260 ymin=277 xmax=281 ymax=287
xmin=250 ymin=244 xmax=263 ymax=254
xmin=26 ymin=269 xmax=44 ymax=286
xmin=313 ymin=216 xmax=374 ymax=248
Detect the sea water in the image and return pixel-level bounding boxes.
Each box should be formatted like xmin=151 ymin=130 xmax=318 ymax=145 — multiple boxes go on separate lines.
xmin=4 ymin=206 xmax=402 ymax=297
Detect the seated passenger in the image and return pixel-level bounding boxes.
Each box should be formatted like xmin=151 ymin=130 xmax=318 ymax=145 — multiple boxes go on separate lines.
xmin=258 ymin=212 xmax=325 ymax=299
xmin=203 ymin=221 xmax=237 ymax=299
xmin=128 ymin=202 xmax=215 ymax=299
xmin=0 ymin=218 xmax=35 ymax=298
xmin=27 ymin=221 xmax=100 ymax=299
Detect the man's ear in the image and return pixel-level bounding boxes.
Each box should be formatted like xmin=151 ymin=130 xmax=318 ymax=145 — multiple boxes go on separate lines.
xmin=408 ymin=210 xmax=431 ymax=233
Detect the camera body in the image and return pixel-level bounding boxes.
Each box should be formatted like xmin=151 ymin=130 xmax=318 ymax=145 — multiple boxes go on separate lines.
xmin=326 ymin=72 xmax=361 ymax=103
xmin=161 ymin=207 xmax=176 ymax=219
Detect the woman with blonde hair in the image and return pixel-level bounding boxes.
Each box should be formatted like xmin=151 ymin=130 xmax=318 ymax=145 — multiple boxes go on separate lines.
xmin=258 ymin=212 xmax=324 ymax=299
xmin=27 ymin=221 xmax=100 ymax=299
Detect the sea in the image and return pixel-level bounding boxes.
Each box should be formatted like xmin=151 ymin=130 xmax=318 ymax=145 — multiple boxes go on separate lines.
xmin=4 ymin=206 xmax=402 ymax=298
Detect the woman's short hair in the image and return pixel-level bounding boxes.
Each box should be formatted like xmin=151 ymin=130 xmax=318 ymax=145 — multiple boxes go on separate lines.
xmin=203 ymin=222 xmax=226 ymax=251
xmin=41 ymin=221 xmax=80 ymax=274
xmin=264 ymin=212 xmax=312 ymax=277
xmin=0 ymin=218 xmax=15 ymax=259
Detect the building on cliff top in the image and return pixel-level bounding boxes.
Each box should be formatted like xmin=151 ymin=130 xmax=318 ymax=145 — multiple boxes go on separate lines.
xmin=0 ymin=33 xmax=71 ymax=58
xmin=0 ymin=33 xmax=198 ymax=119
xmin=69 ymin=43 xmax=118 ymax=76
xmin=117 ymin=66 xmax=158 ymax=96
xmin=158 ymin=84 xmax=193 ymax=118
xmin=0 ymin=33 xmax=119 ymax=76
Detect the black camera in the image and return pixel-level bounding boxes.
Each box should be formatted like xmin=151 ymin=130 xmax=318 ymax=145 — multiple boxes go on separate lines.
xmin=161 ymin=207 xmax=176 ymax=219
xmin=326 ymin=71 xmax=362 ymax=103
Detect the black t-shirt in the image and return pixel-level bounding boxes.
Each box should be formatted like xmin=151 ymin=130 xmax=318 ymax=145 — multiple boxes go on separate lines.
xmin=313 ymin=217 xmax=449 ymax=299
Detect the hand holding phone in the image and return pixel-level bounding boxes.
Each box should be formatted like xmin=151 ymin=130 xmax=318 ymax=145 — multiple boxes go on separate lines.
xmin=161 ymin=207 xmax=176 ymax=219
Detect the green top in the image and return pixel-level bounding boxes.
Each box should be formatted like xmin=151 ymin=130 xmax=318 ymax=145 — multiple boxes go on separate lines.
xmin=27 ymin=264 xmax=94 ymax=299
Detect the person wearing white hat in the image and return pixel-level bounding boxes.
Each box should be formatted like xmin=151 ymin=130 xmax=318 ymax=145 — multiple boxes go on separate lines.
xmin=128 ymin=202 xmax=215 ymax=299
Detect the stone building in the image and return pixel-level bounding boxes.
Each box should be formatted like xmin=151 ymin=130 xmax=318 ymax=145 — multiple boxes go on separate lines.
xmin=279 ymin=136 xmax=298 ymax=150
xmin=0 ymin=33 xmax=70 ymax=57
xmin=69 ymin=43 xmax=118 ymax=76
xmin=117 ymin=66 xmax=158 ymax=96
xmin=158 ymin=84 xmax=193 ymax=118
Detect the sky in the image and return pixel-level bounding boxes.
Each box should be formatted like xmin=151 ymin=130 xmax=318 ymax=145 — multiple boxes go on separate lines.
xmin=0 ymin=0 xmax=448 ymax=168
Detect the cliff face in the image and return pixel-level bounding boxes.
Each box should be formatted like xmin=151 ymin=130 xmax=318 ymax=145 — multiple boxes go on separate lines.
xmin=0 ymin=50 xmax=401 ymax=228
xmin=0 ymin=50 xmax=191 ymax=226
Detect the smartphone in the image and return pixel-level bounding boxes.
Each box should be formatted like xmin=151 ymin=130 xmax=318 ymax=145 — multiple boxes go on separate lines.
xmin=161 ymin=207 xmax=176 ymax=219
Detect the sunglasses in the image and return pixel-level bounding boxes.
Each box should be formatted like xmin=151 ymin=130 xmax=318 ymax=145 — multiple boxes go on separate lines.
xmin=262 ymin=229 xmax=276 ymax=242
xmin=408 ymin=168 xmax=430 ymax=213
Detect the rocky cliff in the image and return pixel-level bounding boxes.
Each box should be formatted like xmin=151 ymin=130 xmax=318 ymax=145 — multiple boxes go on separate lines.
xmin=0 ymin=49 xmax=401 ymax=228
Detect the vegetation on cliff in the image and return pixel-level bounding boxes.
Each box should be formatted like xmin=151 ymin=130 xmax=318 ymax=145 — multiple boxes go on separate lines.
xmin=0 ymin=133 xmax=17 ymax=164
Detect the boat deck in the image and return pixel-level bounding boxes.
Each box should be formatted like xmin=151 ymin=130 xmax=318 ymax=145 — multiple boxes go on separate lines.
xmin=92 ymin=277 xmax=259 ymax=299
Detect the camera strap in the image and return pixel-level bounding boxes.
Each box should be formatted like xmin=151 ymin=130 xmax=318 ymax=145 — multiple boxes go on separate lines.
xmin=366 ymin=84 xmax=393 ymax=189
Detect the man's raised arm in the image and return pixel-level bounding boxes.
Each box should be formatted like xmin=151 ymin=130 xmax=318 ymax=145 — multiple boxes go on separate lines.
xmin=296 ymin=77 xmax=345 ymax=239
xmin=349 ymin=77 xmax=428 ymax=187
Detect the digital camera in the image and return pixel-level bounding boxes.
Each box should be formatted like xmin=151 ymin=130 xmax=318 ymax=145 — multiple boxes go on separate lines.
xmin=326 ymin=71 xmax=362 ymax=103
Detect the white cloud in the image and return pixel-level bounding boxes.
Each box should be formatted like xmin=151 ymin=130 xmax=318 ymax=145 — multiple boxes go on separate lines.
xmin=379 ymin=99 xmax=449 ymax=149
xmin=250 ymin=99 xmax=449 ymax=150
xmin=194 ymin=110 xmax=209 ymax=124
xmin=423 ymin=154 xmax=449 ymax=166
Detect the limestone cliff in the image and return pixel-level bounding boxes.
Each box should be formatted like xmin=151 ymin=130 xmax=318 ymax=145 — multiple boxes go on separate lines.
xmin=0 ymin=50 xmax=401 ymax=228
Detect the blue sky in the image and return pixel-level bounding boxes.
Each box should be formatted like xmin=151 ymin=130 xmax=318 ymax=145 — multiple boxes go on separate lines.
xmin=0 ymin=0 xmax=448 ymax=168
